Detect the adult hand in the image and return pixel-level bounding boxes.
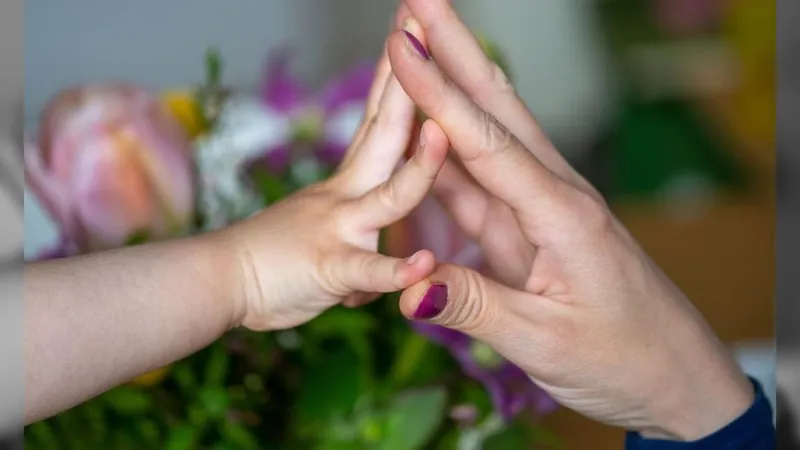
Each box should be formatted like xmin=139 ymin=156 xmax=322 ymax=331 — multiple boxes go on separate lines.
xmin=222 ymin=17 xmax=448 ymax=331
xmin=388 ymin=0 xmax=754 ymax=441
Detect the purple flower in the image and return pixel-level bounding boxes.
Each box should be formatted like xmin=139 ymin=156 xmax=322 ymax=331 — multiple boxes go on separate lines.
xmin=33 ymin=234 xmax=76 ymax=261
xmin=412 ymin=322 xmax=557 ymax=420
xmin=255 ymin=50 xmax=375 ymax=173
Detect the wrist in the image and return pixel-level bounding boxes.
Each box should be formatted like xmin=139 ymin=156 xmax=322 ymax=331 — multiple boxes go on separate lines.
xmin=197 ymin=230 xmax=248 ymax=331
xmin=642 ymin=363 xmax=755 ymax=441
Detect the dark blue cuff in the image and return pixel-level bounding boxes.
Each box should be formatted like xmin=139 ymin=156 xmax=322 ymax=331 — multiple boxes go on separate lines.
xmin=625 ymin=378 xmax=776 ymax=450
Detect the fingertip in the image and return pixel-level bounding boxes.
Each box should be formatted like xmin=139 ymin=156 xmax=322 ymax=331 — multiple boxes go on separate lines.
xmin=387 ymin=29 xmax=428 ymax=69
xmin=399 ymin=249 xmax=436 ymax=284
xmin=399 ymin=278 xmax=439 ymax=319
xmin=419 ymin=120 xmax=448 ymax=152
xmin=412 ymin=120 xmax=448 ymax=174
xmin=406 ymin=248 xmax=436 ymax=270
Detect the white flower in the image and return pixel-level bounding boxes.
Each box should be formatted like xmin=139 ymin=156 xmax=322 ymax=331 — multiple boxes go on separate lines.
xmin=194 ymin=96 xmax=293 ymax=230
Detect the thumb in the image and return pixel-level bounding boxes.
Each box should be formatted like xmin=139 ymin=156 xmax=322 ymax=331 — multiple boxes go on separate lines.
xmin=329 ymin=249 xmax=437 ymax=295
xmin=399 ymin=264 xmax=522 ymax=340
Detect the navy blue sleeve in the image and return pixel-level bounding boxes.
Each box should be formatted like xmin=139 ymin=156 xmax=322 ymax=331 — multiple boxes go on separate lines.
xmin=625 ymin=378 xmax=776 ymax=450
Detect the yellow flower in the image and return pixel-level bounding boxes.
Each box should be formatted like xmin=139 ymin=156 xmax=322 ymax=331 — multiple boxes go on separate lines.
xmin=131 ymin=366 xmax=171 ymax=387
xmin=161 ymin=89 xmax=209 ymax=139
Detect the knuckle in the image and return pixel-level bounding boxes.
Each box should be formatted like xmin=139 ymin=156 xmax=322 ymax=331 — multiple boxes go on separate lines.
xmin=316 ymin=249 xmax=346 ymax=295
xmin=437 ymin=268 xmax=496 ymax=334
xmin=478 ymin=113 xmax=515 ymax=158
xmin=334 ymin=199 xmax=361 ymax=235
xmin=576 ymin=191 xmax=614 ymax=234
xmin=375 ymin=180 xmax=401 ymax=212
xmin=491 ymin=64 xmax=515 ymax=93
xmin=359 ymin=255 xmax=384 ymax=288
xmin=373 ymin=107 xmax=394 ymax=130
xmin=364 ymin=114 xmax=379 ymax=131
xmin=427 ymin=74 xmax=452 ymax=118
xmin=473 ymin=64 xmax=515 ymax=105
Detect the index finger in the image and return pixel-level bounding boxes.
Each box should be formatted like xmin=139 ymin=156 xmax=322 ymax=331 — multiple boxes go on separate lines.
xmin=387 ymin=30 xmax=564 ymax=214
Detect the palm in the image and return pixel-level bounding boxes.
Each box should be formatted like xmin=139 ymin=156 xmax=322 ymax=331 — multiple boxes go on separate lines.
xmin=474 ymin=198 xmax=536 ymax=289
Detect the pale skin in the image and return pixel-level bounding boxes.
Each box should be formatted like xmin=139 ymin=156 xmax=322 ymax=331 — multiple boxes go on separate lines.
xmin=24 ymin=16 xmax=444 ymax=424
xmin=23 ymin=1 xmax=755 ymax=443
xmin=391 ymin=0 xmax=753 ymax=441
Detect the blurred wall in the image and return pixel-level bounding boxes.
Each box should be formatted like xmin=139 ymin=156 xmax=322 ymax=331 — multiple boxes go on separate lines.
xmin=23 ymin=0 xmax=613 ymax=147
xmin=24 ymin=0 xmax=613 ymax=256
xmin=0 ymin=0 xmax=23 ymax=263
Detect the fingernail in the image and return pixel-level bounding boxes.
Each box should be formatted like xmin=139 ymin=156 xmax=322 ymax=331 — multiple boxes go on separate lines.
xmin=406 ymin=250 xmax=423 ymax=265
xmin=418 ymin=127 xmax=427 ymax=150
xmin=404 ymin=31 xmax=430 ymax=60
xmin=413 ymin=282 xmax=448 ymax=320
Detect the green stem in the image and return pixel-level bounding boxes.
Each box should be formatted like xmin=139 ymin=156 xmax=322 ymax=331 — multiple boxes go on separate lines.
xmin=456 ymin=412 xmax=506 ymax=450
xmin=205 ymin=47 xmax=223 ymax=87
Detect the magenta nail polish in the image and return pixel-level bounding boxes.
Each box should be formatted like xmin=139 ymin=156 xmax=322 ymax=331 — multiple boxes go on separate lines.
xmin=413 ymin=283 xmax=448 ymax=320
xmin=404 ymin=30 xmax=430 ymax=60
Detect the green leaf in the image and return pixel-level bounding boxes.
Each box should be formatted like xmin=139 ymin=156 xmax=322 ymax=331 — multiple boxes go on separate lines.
xmin=306 ymin=308 xmax=376 ymax=363
xmin=25 ymin=421 xmax=58 ymax=448
xmin=318 ymin=441 xmax=359 ymax=450
xmin=483 ymin=424 xmax=531 ymax=450
xmin=165 ymin=424 xmax=198 ymax=450
xmin=529 ymin=424 xmax=565 ymax=449
xmin=307 ymin=307 xmax=376 ymax=336
xmin=204 ymin=341 xmax=230 ymax=386
xmin=390 ymin=332 xmax=430 ymax=386
xmin=137 ymin=419 xmax=161 ymax=445
xmin=295 ymin=348 xmax=369 ymax=427
xmin=250 ymin=168 xmax=288 ymax=204
xmin=103 ymin=386 xmax=152 ymax=415
xmin=188 ymin=404 xmax=209 ymax=428
xmin=173 ymin=361 xmax=199 ymax=396
xmin=221 ymin=421 xmax=260 ymax=450
xmin=378 ymin=387 xmax=448 ymax=450
xmin=199 ymin=386 xmax=230 ymax=419
xmin=125 ymin=230 xmax=150 ymax=246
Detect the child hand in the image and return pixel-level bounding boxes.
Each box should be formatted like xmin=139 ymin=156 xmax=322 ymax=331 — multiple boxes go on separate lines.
xmin=218 ymin=33 xmax=449 ymax=331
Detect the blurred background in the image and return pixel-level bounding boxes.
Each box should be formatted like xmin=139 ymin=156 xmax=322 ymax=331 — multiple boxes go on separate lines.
xmin=17 ymin=0 xmax=779 ymax=448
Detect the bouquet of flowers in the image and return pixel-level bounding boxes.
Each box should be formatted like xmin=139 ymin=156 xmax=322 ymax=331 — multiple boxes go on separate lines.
xmin=23 ymin=40 xmax=557 ymax=450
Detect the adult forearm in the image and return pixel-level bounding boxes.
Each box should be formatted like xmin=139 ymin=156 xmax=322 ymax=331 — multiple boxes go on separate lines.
xmin=24 ymin=233 xmax=239 ymax=424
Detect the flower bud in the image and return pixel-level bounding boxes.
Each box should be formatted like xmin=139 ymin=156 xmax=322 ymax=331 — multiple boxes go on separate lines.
xmin=25 ymin=84 xmax=195 ymax=252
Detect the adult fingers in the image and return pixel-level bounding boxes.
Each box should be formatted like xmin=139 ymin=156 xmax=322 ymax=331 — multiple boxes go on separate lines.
xmin=430 ymin=158 xmax=489 ymax=239
xmin=398 ymin=263 xmax=531 ymax=345
xmin=403 ymin=0 xmax=591 ymax=190
xmin=387 ymin=29 xmax=569 ymax=217
xmin=347 ymin=119 xmax=448 ymax=230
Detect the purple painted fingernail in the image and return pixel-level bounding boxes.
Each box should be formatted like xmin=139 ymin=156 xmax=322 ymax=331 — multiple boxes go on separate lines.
xmin=404 ymin=30 xmax=430 ymax=60
xmin=413 ymin=282 xmax=448 ymax=320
